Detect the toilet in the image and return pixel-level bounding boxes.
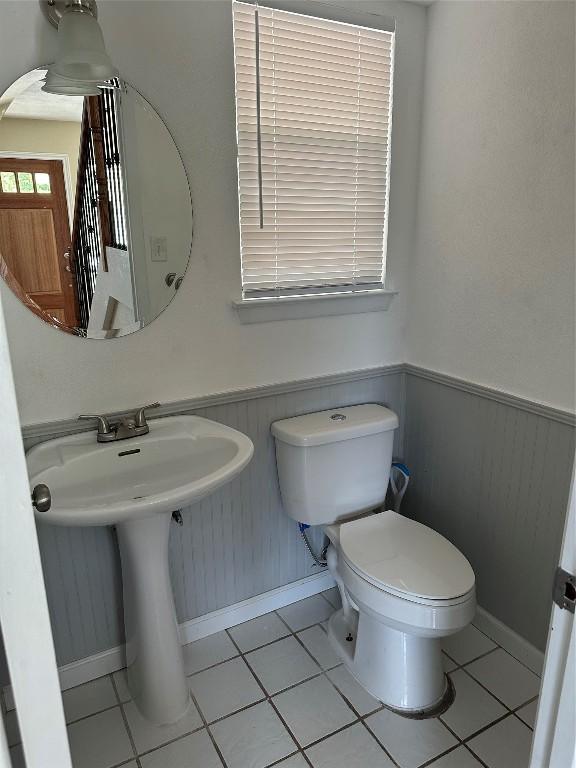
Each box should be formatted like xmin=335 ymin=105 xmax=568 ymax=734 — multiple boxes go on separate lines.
xmin=271 ymin=404 xmax=476 ymax=715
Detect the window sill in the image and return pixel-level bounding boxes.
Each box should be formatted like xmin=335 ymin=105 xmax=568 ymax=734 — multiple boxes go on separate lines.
xmin=232 ymin=289 xmax=397 ymax=324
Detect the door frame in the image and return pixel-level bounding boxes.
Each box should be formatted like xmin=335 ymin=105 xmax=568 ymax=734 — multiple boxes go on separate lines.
xmin=530 ymin=462 xmax=575 ymax=768
xmin=0 ymin=289 xmax=72 ymax=767
xmin=0 ymin=151 xmax=75 ymax=228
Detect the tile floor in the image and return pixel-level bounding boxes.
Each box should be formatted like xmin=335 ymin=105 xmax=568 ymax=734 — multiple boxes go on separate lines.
xmin=3 ymin=590 xmax=541 ymax=768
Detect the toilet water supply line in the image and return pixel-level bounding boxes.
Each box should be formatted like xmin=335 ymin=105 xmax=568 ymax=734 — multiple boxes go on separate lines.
xmin=299 ymin=523 xmax=329 ymax=567
xmin=298 ymin=461 xmax=411 ymax=567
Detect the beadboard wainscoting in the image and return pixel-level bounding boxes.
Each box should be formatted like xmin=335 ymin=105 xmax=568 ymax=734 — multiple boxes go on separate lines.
xmin=2 ymin=364 xmax=573 ymax=690
xmin=19 ymin=367 xmax=405 ymax=673
xmin=403 ymin=367 xmax=575 ymax=652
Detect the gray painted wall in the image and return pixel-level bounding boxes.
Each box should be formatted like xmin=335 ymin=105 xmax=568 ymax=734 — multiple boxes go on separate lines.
xmin=29 ymin=371 xmax=404 ymax=668
xmin=3 ymin=365 xmax=572 ymax=684
xmin=403 ymin=372 xmax=575 ymax=651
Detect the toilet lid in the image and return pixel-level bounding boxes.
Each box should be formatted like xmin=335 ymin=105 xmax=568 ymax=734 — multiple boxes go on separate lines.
xmin=339 ymin=511 xmax=475 ymax=601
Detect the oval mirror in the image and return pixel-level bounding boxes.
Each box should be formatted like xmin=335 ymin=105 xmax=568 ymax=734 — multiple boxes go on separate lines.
xmin=0 ymin=68 xmax=192 ymax=338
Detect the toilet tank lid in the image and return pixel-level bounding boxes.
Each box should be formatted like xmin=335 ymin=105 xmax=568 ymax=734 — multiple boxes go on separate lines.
xmin=271 ymin=404 xmax=398 ymax=447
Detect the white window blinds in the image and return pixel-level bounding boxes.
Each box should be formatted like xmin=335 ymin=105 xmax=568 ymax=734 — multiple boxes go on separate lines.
xmin=233 ymin=1 xmax=395 ymax=297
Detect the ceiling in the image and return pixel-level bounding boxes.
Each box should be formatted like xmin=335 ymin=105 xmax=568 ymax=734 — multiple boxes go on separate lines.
xmin=0 ymin=69 xmax=84 ymax=123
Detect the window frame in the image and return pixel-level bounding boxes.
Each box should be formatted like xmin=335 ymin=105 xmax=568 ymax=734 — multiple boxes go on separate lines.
xmin=232 ymin=0 xmax=397 ymax=322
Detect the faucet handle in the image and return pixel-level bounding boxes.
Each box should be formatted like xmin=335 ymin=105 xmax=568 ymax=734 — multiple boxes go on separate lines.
xmin=78 ymin=414 xmax=113 ymax=436
xmin=134 ymin=402 xmax=161 ymax=428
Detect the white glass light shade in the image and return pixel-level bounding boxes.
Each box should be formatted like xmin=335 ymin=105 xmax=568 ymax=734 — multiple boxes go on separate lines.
xmin=41 ymin=70 xmax=102 ymax=96
xmin=50 ymin=8 xmax=118 ymax=83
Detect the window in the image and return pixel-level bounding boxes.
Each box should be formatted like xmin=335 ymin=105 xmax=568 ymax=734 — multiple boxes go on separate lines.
xmin=0 ymin=170 xmax=52 ymax=195
xmin=233 ymin=1 xmax=395 ymax=301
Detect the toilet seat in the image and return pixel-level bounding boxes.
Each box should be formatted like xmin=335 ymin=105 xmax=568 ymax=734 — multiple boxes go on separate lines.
xmin=338 ymin=511 xmax=475 ymax=605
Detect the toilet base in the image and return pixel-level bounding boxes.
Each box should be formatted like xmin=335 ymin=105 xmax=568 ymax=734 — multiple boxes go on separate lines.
xmin=328 ymin=607 xmax=448 ymax=715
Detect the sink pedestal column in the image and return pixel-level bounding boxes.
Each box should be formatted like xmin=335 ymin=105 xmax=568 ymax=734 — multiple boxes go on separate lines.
xmin=117 ymin=512 xmax=190 ymax=725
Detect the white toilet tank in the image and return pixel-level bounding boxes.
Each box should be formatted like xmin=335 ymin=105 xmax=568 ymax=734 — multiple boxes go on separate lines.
xmin=271 ymin=404 xmax=399 ymax=526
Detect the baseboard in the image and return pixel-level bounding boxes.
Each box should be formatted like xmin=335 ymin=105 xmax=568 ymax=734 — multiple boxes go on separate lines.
xmin=475 ymin=606 xmax=545 ymax=676
xmin=178 ymin=570 xmax=335 ymax=645
xmin=3 ymin=570 xmax=335 ymax=710
xmin=4 ymin=580 xmax=545 ymax=711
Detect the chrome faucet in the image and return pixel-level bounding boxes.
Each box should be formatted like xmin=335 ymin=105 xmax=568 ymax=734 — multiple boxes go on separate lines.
xmin=78 ymin=403 xmax=161 ymax=442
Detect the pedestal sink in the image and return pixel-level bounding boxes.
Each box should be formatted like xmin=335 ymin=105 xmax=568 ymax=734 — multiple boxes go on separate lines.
xmin=27 ymin=415 xmax=254 ymax=724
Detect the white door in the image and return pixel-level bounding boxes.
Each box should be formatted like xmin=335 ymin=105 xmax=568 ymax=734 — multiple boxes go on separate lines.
xmin=530 ymin=463 xmax=575 ymax=768
xmin=0 ymin=288 xmax=72 ymax=767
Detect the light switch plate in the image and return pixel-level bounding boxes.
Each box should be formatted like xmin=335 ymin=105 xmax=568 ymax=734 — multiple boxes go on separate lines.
xmin=150 ymin=236 xmax=168 ymax=262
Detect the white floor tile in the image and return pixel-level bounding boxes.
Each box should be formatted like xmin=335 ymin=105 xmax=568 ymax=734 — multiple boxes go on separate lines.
xmin=183 ymin=631 xmax=238 ymax=676
xmin=297 ymin=625 xmax=341 ymax=669
xmin=322 ymin=587 xmax=342 ymax=609
xmin=123 ymin=696 xmax=202 ymax=754
xmin=443 ymin=653 xmax=458 ymax=673
xmin=276 ymin=755 xmax=309 ymax=767
xmin=516 ymin=698 xmax=538 ymax=728
xmin=306 ymin=722 xmax=395 ymax=768
xmin=441 ymin=669 xmax=507 ymax=738
xmin=63 ymin=677 xmax=118 ymax=724
xmin=190 ymin=657 xmax=264 ymax=723
xmin=228 ymin=613 xmax=289 ymax=652
xmin=140 ymin=728 xmax=223 ymax=768
xmin=246 ymin=635 xmax=320 ymax=694
xmin=211 ymin=701 xmax=297 ymax=768
xmin=366 ymin=709 xmax=457 ymax=768
xmin=468 ymin=714 xmax=533 ymax=768
xmin=465 ymin=649 xmax=541 ymax=709
xmin=67 ymin=707 xmax=134 ymax=768
xmin=442 ymin=625 xmax=497 ymax=665
xmin=277 ymin=595 xmax=334 ymax=632
xmin=6 ymin=677 xmax=118 ymax=746
xmin=273 ymin=675 xmax=356 ymax=747
xmin=326 ymin=665 xmax=381 ymax=716
xmin=428 ymin=746 xmax=484 ymax=767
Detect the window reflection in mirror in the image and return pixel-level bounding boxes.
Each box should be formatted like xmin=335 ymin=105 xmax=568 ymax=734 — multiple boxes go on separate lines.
xmin=0 ymin=68 xmax=192 ymax=339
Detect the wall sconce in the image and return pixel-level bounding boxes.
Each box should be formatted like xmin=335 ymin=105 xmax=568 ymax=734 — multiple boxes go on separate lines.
xmin=41 ymin=0 xmax=117 ymax=94
xmin=42 ymin=71 xmax=102 ymax=96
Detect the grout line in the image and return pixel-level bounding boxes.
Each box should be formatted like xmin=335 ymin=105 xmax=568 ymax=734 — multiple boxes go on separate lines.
xmin=462 ymin=742 xmax=491 ymax=768
xmin=185 ymin=652 xmax=241 ymax=678
xmin=111 ymin=682 xmax=140 ymax=767
xmin=132 ymin=723 xmax=206 ymax=761
xmin=110 ymin=759 xmax=142 ymax=768
xmin=462 ymin=710 xmax=516 ymax=745
xmin=224 ymin=627 xmax=291 ymax=655
xmin=358 ymin=719 xmax=401 ymax=768
xmin=458 ymin=665 xmax=519 ymax=714
xmin=109 ymin=675 xmax=140 ymax=767
xmin=38 ymin=596 xmax=538 ymax=768
xmin=265 ymin=749 xmax=307 ymax=768
xmin=361 ymin=717 xmax=403 ymax=768
xmin=188 ymin=688 xmax=230 ymax=768
xmin=470 ymin=623 xmax=544 ymax=678
xmin=511 ymin=710 xmax=535 ymax=731
xmin=419 ymin=744 xmax=463 ymax=768
xmin=442 ymin=644 xmax=500 ymax=672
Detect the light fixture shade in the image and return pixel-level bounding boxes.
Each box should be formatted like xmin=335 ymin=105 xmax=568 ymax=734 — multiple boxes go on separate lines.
xmin=41 ymin=70 xmax=102 ymax=96
xmin=50 ymin=8 xmax=118 ymax=83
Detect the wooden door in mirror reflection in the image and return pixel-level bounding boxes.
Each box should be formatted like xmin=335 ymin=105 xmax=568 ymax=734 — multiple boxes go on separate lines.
xmin=0 ymin=157 xmax=79 ymax=327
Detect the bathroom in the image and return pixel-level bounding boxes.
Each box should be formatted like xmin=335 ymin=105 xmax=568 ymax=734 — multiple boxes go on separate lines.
xmin=0 ymin=0 xmax=574 ymax=767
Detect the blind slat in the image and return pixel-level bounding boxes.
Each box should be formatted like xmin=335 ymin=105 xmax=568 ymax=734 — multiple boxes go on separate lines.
xmin=233 ymin=1 xmax=394 ymax=295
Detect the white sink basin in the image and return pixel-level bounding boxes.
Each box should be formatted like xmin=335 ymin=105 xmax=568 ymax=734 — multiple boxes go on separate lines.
xmin=27 ymin=415 xmax=254 ymax=526
xmin=27 ymin=415 xmax=254 ymax=726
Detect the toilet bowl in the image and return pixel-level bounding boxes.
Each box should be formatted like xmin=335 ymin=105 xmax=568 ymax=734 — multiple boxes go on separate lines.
xmin=271 ymin=404 xmax=476 ymax=715
xmin=325 ymin=511 xmax=475 ymax=712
